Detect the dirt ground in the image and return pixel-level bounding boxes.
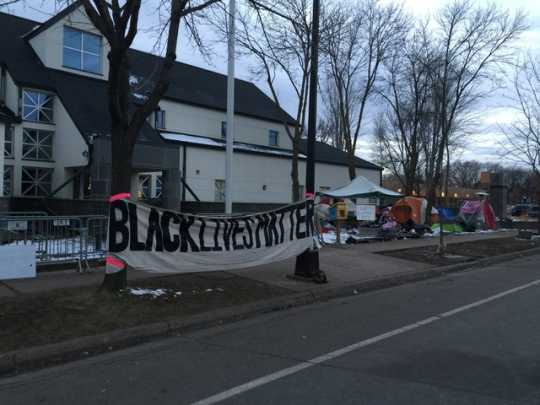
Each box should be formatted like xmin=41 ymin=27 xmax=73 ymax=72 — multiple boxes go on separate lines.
xmin=378 ymin=237 xmax=539 ymax=266
xmin=0 ymin=272 xmax=290 ymax=354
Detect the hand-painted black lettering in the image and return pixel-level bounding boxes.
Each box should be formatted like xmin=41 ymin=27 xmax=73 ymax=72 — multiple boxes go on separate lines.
xmin=108 ymin=200 xmax=129 ymax=252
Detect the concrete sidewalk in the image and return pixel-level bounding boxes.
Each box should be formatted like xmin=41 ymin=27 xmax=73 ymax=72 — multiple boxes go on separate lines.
xmin=233 ymin=229 xmax=518 ymax=291
xmin=0 ymin=230 xmax=517 ymax=299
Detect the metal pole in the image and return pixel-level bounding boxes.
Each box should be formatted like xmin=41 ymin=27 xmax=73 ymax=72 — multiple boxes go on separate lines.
xmin=305 ymin=0 xmax=320 ymax=195
xmin=225 ymin=0 xmax=236 ymax=214
xmin=292 ymin=0 xmax=325 ymax=283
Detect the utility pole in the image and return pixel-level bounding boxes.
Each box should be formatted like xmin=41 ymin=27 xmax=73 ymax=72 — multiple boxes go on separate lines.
xmin=293 ymin=0 xmax=326 ymax=283
xmin=225 ymin=0 xmax=236 ymax=214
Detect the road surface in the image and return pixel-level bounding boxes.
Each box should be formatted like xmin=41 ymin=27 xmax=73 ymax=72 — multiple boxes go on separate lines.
xmin=1 ymin=254 xmax=540 ymax=404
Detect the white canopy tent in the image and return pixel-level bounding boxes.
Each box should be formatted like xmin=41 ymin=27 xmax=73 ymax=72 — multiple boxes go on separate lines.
xmin=319 ymin=175 xmax=402 ymax=199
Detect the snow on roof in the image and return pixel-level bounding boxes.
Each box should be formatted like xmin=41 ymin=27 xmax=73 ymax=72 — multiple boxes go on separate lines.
xmin=160 ymin=132 xmax=307 ymax=158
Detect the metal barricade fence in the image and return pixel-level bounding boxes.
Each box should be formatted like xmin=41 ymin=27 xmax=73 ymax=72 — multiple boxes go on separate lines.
xmin=0 ymin=215 xmax=108 ymax=271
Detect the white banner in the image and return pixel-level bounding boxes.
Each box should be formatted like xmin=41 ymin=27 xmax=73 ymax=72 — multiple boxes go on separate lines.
xmin=356 ymin=204 xmax=376 ymax=221
xmin=108 ymin=199 xmax=316 ymax=273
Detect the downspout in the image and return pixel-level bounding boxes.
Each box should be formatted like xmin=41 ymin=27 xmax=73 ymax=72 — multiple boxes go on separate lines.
xmin=182 ymin=145 xmax=187 ymax=202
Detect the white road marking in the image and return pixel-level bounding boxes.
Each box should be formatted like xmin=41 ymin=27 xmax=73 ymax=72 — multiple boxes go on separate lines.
xmin=191 ymin=278 xmax=540 ymax=405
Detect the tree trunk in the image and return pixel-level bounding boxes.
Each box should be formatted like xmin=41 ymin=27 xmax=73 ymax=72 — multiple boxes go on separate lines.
xmin=102 ymin=126 xmax=135 ymax=292
xmin=347 ymin=150 xmax=356 ymax=180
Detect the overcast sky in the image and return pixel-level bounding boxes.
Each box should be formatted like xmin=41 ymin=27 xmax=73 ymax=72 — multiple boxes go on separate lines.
xmin=4 ymin=0 xmax=540 ymax=166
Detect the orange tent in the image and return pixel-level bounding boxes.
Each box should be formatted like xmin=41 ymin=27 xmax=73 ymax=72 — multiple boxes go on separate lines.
xmin=392 ymin=197 xmax=428 ymax=225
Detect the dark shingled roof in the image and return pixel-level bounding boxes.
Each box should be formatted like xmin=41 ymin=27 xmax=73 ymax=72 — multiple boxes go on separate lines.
xmin=0 ymin=7 xmax=380 ymax=171
xmin=298 ymin=139 xmax=382 ymax=171
xmin=0 ymin=9 xmax=295 ymax=136
xmin=0 ymin=105 xmax=20 ymax=124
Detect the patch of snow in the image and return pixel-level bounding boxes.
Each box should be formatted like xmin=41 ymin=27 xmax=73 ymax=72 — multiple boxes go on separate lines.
xmin=132 ymin=93 xmax=148 ymax=102
xmin=321 ymin=231 xmax=352 ymax=244
xmin=7 ymin=238 xmax=105 ymax=262
xmin=129 ymin=75 xmax=140 ymax=86
xmin=127 ymin=287 xmax=168 ymax=297
xmin=160 ymin=132 xmax=306 ymax=158
xmin=162 ymin=133 xmax=223 ymax=147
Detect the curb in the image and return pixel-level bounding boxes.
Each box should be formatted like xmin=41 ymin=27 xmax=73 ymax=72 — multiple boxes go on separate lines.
xmin=2 ymin=246 xmax=540 ymax=376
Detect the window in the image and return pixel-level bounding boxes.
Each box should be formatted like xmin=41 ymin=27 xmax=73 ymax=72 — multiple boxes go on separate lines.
xmin=269 ymin=130 xmax=279 ymax=146
xmin=215 ymin=179 xmax=225 ymax=202
xmin=63 ymin=26 xmax=102 ymax=74
xmin=4 ymin=126 xmax=13 ymax=158
xmin=155 ymin=175 xmax=162 ymax=198
xmin=221 ymin=121 xmax=227 ymax=139
xmin=22 ymin=129 xmax=53 ymax=161
xmin=3 ymin=165 xmax=13 ymax=196
xmin=22 ymin=90 xmax=54 ymax=123
xmin=21 ymin=167 xmax=53 ymax=196
xmin=155 ymin=109 xmax=166 ymax=130
xmin=138 ymin=175 xmax=151 ymax=200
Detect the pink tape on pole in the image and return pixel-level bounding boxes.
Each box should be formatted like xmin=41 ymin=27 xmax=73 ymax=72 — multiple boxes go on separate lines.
xmin=109 ymin=192 xmax=131 ymax=203
xmin=106 ymin=255 xmax=126 ymax=274
xmin=304 ymin=192 xmax=315 ymax=200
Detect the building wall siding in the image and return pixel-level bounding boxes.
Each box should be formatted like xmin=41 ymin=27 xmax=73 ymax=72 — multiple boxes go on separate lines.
xmin=2 ymin=79 xmax=88 ymax=198
xmin=159 ymin=99 xmax=294 ymax=150
xmin=183 ymin=147 xmax=381 ymax=204
xmin=29 ymin=7 xmax=110 ymax=80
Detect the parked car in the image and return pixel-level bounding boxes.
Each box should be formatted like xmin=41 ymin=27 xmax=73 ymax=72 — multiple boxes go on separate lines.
xmin=511 ymin=204 xmax=539 ymax=218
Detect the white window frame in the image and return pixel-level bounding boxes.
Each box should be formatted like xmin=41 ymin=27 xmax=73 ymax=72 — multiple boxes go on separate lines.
xmin=155 ymin=175 xmax=162 ymax=199
xmin=21 ymin=166 xmax=53 ymax=196
xmin=63 ymin=26 xmax=102 ymax=74
xmin=215 ymin=179 xmax=226 ymax=202
xmin=22 ymin=90 xmax=54 ymax=123
xmin=269 ymin=129 xmax=279 ymax=147
xmin=221 ymin=121 xmax=227 ymax=139
xmin=155 ymin=109 xmax=166 ymax=130
xmin=3 ymin=165 xmax=13 ymax=196
xmin=22 ymin=128 xmax=54 ymax=161
xmin=138 ymin=174 xmax=151 ymax=200
xmin=4 ymin=126 xmax=14 ymax=158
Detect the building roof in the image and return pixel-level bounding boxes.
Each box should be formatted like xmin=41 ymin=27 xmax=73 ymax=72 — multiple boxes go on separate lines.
xmin=161 ymin=132 xmax=381 ymax=170
xmin=0 ymin=105 xmax=20 ymax=124
xmin=160 ymin=131 xmax=307 ymax=159
xmin=298 ymin=140 xmax=382 ymax=171
xmin=0 ymin=7 xmax=380 ymax=171
xmin=0 ymin=7 xmax=295 ymax=142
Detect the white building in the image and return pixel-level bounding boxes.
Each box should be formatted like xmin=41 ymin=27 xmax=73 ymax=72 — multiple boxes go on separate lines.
xmin=0 ymin=3 xmax=382 ymax=213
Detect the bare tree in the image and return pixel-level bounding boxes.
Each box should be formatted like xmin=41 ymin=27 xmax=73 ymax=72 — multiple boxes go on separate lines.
xmin=376 ymin=24 xmax=432 ymax=196
xmin=449 ymin=160 xmax=482 ymax=188
xmin=502 ymin=52 xmax=540 ymax=177
xmin=321 ymin=0 xmax=407 ymax=180
xmin=429 ymin=0 xmax=525 ymax=194
xmin=501 ymin=51 xmax=540 ymax=231
xmin=76 ymin=0 xmax=220 ymax=291
xmin=424 ymin=0 xmax=526 ymax=252
xmin=318 ymin=79 xmax=345 ymax=150
xmin=211 ymin=0 xmax=313 ymax=201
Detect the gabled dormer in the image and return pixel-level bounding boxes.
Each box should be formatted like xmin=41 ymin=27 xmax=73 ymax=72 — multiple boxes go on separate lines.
xmin=25 ymin=1 xmax=109 ymax=79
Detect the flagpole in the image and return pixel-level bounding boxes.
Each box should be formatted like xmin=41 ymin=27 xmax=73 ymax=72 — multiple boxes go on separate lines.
xmin=225 ymin=0 xmax=236 ymax=214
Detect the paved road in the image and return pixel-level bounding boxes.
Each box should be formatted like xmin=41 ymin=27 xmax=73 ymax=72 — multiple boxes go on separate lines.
xmin=1 ymin=254 xmax=540 ymax=404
